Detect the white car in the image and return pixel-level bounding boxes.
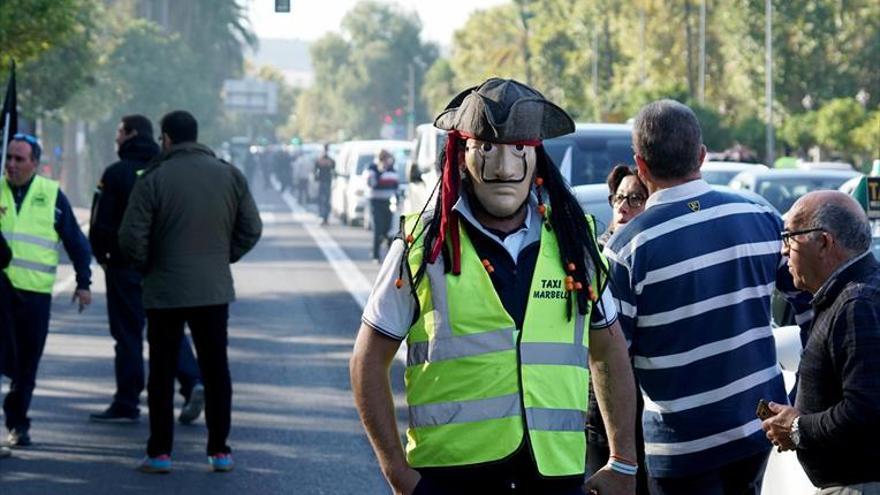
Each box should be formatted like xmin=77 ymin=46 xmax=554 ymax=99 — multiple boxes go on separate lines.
xmin=701 ymin=161 xmax=768 ymax=186
xmin=331 ymin=140 xmax=412 ymax=226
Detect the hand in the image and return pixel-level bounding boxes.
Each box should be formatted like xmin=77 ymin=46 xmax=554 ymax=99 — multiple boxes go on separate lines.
xmin=583 ymin=466 xmax=636 ymax=495
xmin=388 ymin=464 xmax=421 ymax=495
xmin=760 ymin=402 xmax=800 ymax=452
xmin=72 ymin=289 xmax=91 ymax=313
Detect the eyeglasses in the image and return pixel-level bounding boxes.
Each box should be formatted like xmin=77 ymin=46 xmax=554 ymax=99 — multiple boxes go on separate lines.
xmin=780 ymin=228 xmax=824 ymax=247
xmin=608 ymin=193 xmax=647 ymax=208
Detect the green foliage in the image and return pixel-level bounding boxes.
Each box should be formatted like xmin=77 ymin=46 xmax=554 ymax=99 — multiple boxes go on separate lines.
xmin=293 ymin=0 xmax=438 ymax=140
xmin=0 ymin=0 xmax=102 ymax=115
xmin=852 ymin=110 xmax=880 ymax=160
xmin=780 ymin=112 xmax=818 ymax=153
xmin=814 ymin=98 xmax=867 ymax=160
xmin=422 ymin=58 xmax=457 ymax=117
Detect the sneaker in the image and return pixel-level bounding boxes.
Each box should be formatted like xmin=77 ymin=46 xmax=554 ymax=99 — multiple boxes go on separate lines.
xmin=138 ymin=454 xmax=171 ymax=474
xmin=208 ymin=453 xmax=234 ymax=472
xmin=0 ymin=446 xmax=11 ymax=459
xmin=90 ymin=406 xmax=140 ymax=424
xmin=7 ymin=428 xmax=31 ymax=447
xmin=179 ymin=384 xmax=204 ymax=425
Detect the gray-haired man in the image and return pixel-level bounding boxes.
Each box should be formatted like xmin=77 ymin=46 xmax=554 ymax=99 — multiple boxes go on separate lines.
xmin=763 ymin=191 xmax=880 ymax=494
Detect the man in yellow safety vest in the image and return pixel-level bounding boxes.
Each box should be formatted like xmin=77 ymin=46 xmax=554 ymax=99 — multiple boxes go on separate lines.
xmin=0 ymin=133 xmax=92 ymax=447
xmin=351 ymin=78 xmax=637 ymax=495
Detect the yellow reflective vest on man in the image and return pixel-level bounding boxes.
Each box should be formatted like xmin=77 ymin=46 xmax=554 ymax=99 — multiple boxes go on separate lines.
xmin=403 ymin=212 xmax=603 ymax=477
xmin=0 ymin=175 xmax=60 ymax=293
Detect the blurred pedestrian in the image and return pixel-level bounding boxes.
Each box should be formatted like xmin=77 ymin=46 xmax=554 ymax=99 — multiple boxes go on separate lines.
xmin=603 ymin=100 xmax=812 ymax=494
xmin=763 ymin=191 xmax=880 ymax=493
xmin=119 ymin=110 xmax=262 ymax=474
xmin=0 ymin=133 xmax=92 ymax=447
xmin=314 ymin=144 xmax=335 ymax=225
xmin=274 ymin=146 xmax=294 ymax=194
xmin=589 ymin=164 xmax=649 ymax=495
xmin=0 ymin=231 xmax=12 ymax=459
xmin=364 ymin=149 xmax=399 ymax=261
xmin=88 ymin=114 xmax=204 ymax=425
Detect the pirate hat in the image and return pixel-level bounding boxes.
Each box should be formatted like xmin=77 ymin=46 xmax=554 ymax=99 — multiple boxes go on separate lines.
xmin=434 ymin=78 xmax=574 ymax=143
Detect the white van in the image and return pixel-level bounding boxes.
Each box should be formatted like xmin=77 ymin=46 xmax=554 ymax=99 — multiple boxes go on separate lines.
xmin=331 ymin=140 xmax=412 ymax=225
xmin=403 ymin=124 xmax=447 ymax=215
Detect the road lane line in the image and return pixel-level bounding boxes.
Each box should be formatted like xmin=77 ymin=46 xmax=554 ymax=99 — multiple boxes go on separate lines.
xmin=274 ymin=187 xmax=407 ymax=363
xmin=277 ymin=190 xmax=372 ymax=308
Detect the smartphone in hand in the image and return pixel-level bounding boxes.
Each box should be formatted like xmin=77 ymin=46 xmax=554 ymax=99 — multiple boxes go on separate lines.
xmin=756 ymin=399 xmax=773 ymax=420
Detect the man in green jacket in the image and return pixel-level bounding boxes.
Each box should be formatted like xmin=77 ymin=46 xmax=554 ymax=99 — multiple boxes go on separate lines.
xmin=119 ymin=110 xmax=262 ymax=474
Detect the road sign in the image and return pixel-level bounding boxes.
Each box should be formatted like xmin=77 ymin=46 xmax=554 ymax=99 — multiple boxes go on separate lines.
xmin=275 ymin=0 xmax=291 ymax=12
xmin=222 ymin=79 xmax=278 ymax=115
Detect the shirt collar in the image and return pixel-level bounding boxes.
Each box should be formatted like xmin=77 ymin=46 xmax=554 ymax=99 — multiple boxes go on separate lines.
xmin=453 ymin=192 xmax=540 ymax=249
xmin=644 ymin=179 xmax=713 ymax=210
xmin=811 ymin=250 xmax=872 ymax=305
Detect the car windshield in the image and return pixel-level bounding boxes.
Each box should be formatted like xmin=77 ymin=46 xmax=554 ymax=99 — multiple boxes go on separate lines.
xmin=756 ymin=176 xmax=856 ymax=213
xmin=544 ymin=133 xmax=634 ymax=186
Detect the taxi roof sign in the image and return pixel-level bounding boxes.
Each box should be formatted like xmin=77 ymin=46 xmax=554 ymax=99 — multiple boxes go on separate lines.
xmin=867 ymin=177 xmax=880 ymax=219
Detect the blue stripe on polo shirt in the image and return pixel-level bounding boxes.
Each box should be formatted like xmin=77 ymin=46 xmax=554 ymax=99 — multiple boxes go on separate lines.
xmin=605 ymin=181 xmax=794 ymax=478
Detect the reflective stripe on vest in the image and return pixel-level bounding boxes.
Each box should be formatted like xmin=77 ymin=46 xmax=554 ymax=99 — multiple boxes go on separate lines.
xmin=403 ymin=212 xmax=603 ymax=476
xmin=0 ymin=176 xmax=61 ymax=293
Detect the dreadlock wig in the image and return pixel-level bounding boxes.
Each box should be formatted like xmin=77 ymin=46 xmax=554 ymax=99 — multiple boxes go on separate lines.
xmin=396 ymin=78 xmax=609 ymax=319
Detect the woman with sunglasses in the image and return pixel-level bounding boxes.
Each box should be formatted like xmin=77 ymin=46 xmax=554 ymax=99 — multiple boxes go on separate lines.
xmin=588 ymin=164 xmax=650 ymax=494
xmin=598 ymin=164 xmax=648 ymax=246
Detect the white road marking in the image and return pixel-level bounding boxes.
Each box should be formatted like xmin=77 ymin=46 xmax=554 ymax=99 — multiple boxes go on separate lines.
xmin=273 ymin=186 xmax=406 ymax=363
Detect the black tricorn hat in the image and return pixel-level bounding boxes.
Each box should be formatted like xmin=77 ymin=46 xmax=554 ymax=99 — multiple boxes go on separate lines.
xmin=434 ymin=78 xmax=575 ymax=143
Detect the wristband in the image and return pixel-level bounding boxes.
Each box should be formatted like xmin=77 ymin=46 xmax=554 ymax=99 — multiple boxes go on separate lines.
xmin=608 ymin=459 xmax=638 ymax=476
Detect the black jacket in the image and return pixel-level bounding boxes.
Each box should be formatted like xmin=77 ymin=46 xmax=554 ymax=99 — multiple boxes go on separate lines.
xmin=89 ymin=136 xmax=159 ymax=267
xmin=795 ymin=253 xmax=880 ymax=488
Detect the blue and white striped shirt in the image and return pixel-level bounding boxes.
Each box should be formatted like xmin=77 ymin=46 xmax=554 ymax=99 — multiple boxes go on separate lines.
xmin=604 ymin=179 xmax=810 ymax=478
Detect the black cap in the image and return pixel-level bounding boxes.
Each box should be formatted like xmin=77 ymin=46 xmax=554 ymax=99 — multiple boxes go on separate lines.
xmin=434 ymin=78 xmax=575 ymax=143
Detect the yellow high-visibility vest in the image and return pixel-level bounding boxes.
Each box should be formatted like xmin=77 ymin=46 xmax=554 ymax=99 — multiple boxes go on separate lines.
xmin=0 ymin=175 xmax=60 ymax=293
xmin=403 ymin=212 xmax=604 ymax=477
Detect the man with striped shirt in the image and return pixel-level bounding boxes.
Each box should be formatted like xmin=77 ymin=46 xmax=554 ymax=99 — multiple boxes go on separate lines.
xmin=603 ymin=100 xmax=810 ymax=494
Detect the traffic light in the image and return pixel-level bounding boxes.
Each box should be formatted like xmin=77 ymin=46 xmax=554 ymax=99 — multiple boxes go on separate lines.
xmin=275 ymin=0 xmax=290 ymax=13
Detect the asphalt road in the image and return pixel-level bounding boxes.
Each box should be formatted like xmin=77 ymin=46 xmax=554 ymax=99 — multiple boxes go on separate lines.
xmin=0 ymin=183 xmax=405 ymax=494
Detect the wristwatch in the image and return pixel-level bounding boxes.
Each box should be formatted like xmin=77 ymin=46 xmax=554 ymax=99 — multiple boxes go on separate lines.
xmin=790 ymin=416 xmax=801 ymax=448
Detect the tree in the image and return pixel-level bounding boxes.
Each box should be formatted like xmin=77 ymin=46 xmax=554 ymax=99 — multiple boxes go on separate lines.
xmin=294 ymin=1 xmax=437 ymax=139
xmin=814 ymin=98 xmax=867 ymax=161
xmin=422 ymin=58 xmax=457 ymax=117
xmin=851 ymin=110 xmax=880 ymax=164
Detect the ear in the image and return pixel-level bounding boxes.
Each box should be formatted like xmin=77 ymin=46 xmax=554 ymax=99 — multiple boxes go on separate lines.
xmin=634 ymin=154 xmax=650 ymax=183
xmin=698 ymin=144 xmax=707 ymax=165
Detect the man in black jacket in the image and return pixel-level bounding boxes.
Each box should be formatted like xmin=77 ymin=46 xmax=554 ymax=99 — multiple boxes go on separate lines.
xmin=763 ymin=190 xmax=880 ymax=493
xmin=89 ymin=115 xmax=204 ymax=424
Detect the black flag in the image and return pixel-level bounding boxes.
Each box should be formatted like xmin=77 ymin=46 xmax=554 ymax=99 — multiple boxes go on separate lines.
xmin=1 ymin=60 xmax=17 ymax=144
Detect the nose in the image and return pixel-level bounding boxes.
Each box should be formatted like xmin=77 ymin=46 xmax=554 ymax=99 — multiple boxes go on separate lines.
xmin=780 ymin=241 xmax=789 ymax=257
xmin=488 ymin=151 xmax=522 ymax=181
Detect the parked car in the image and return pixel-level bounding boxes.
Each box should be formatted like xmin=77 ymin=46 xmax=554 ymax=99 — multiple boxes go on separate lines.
xmin=331 ymin=140 xmax=412 ymax=226
xmin=404 ymin=124 xmax=447 ymax=215
xmin=544 ymin=123 xmax=634 ymax=187
xmin=728 ymin=169 xmax=862 ymax=214
xmin=796 ymin=160 xmax=855 ymax=171
xmin=701 ymin=161 xmax=768 ymax=186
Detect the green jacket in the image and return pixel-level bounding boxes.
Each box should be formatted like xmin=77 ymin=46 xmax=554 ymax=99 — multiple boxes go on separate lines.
xmin=119 ymin=142 xmax=262 ymax=309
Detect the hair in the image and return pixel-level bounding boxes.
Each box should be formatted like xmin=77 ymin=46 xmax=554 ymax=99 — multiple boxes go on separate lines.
xmin=121 ymin=114 xmax=154 ymax=139
xmin=606 ymin=164 xmax=646 ymax=196
xmin=11 ymin=134 xmax=41 ymax=162
xmin=407 ymin=139 xmax=608 ymax=318
xmin=809 ymin=202 xmax=871 ymax=253
xmin=159 ymin=110 xmax=198 ymax=144
xmin=633 ymin=99 xmax=703 ymax=180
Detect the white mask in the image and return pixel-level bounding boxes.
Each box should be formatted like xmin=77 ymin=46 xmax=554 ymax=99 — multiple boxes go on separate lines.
xmin=461 ymin=138 xmax=537 ymax=218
